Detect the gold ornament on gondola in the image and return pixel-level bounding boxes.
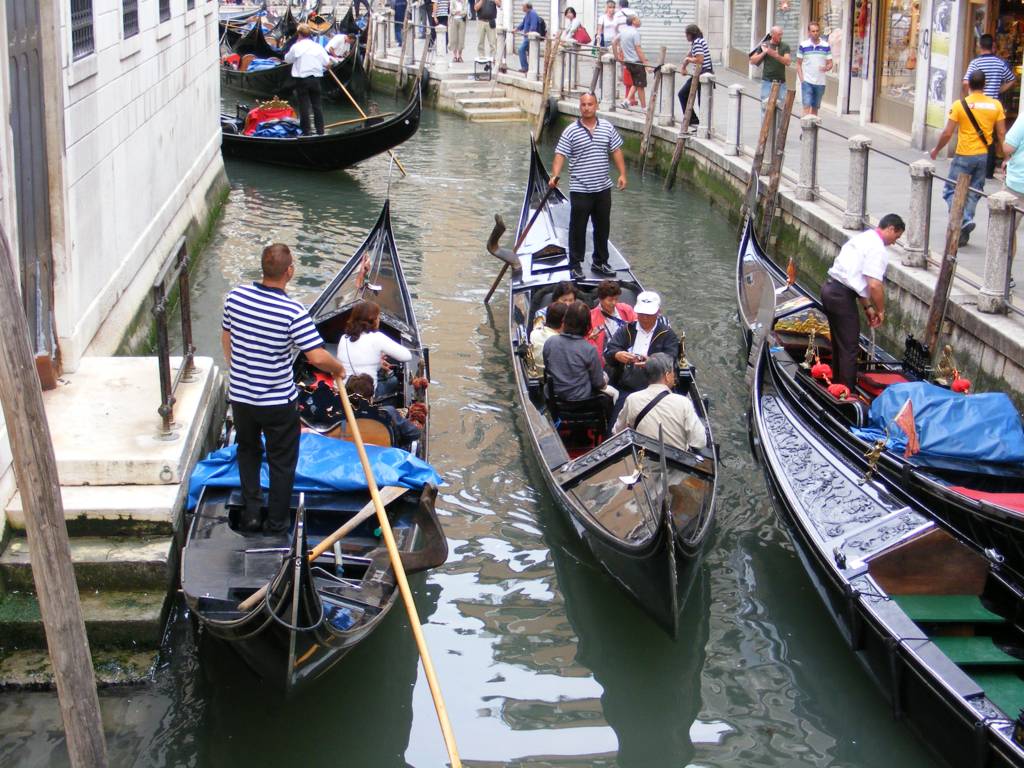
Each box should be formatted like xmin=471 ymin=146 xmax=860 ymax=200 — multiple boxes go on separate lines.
xmin=259 ymin=96 xmax=292 ymax=111
xmin=774 ymin=313 xmax=831 ymax=339
xmin=801 ymin=328 xmax=817 ymax=369
xmin=678 ymin=332 xmax=689 ymax=370
xmin=934 ymin=344 xmax=957 ymax=386
xmin=524 ymin=342 xmax=540 ymax=379
xmin=861 ymin=437 xmax=887 ymax=483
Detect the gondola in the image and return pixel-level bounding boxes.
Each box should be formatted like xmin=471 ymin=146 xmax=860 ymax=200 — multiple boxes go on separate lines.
xmin=737 ymin=217 xmax=1024 ymax=583
xmin=486 ymin=143 xmax=717 ymax=636
xmin=182 ymin=201 xmax=447 ymax=694
xmin=219 ymin=86 xmax=420 ymax=171
xmin=747 ymin=274 xmax=1024 ymax=768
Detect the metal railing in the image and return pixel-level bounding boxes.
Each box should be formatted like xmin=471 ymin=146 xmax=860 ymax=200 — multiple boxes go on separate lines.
xmin=151 ymin=237 xmax=198 ymax=439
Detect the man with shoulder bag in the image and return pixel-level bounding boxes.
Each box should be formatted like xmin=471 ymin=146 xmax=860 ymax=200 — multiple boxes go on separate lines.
xmin=929 ymin=69 xmax=1006 ymax=247
xmin=475 ymin=0 xmax=500 ymax=59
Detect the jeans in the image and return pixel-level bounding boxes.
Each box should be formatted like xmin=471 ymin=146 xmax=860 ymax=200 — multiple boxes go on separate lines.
xmin=518 ymin=38 xmax=529 ymax=71
xmin=677 ymin=75 xmax=700 ymax=126
xmin=801 ymin=81 xmax=825 ymax=109
xmin=942 ymin=153 xmax=988 ymax=224
xmin=760 ymin=78 xmax=787 ymax=114
xmin=394 ymin=3 xmax=406 ymax=45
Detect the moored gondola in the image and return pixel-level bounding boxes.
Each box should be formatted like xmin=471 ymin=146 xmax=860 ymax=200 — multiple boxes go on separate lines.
xmin=487 ymin=143 xmax=717 ymax=636
xmin=747 ymin=284 xmax=1024 ymax=768
xmin=219 ymin=87 xmax=419 ymax=171
xmin=737 ymin=217 xmax=1024 ymax=584
xmin=182 ymin=201 xmax=446 ymax=694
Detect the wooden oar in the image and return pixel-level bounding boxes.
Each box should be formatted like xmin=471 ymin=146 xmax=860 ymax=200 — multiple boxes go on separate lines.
xmin=237 ymin=484 xmax=409 ymax=612
xmin=324 ymin=112 xmax=395 ymax=130
xmin=326 ymin=66 xmax=408 ymax=176
xmin=483 ymin=185 xmax=558 ymax=304
xmin=335 ymin=379 xmax=462 ymax=767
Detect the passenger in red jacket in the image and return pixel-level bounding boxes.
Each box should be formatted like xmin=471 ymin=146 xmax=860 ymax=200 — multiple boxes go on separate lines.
xmin=587 ymin=279 xmax=637 ymax=365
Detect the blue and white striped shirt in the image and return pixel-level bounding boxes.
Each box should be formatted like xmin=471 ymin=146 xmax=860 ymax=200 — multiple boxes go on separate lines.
xmin=964 ymin=54 xmax=1015 ymax=100
xmin=554 ymin=118 xmax=624 ymax=193
xmin=689 ymin=36 xmax=713 ymax=73
xmin=222 ymin=282 xmax=324 ymax=406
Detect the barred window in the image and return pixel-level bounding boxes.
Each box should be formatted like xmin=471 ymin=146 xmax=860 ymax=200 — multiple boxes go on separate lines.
xmin=187 ymin=0 xmax=195 ymax=9
xmin=70 ymin=0 xmax=94 ymax=59
xmin=123 ymin=0 xmax=139 ymax=37
xmin=159 ymin=0 xmax=171 ymax=22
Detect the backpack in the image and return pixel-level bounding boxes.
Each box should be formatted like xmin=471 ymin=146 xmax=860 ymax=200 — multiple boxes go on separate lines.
xmin=536 ymin=15 xmax=547 ymax=37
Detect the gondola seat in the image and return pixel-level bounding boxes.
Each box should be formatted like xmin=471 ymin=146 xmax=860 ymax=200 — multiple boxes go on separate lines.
xmin=239 ymin=54 xmax=255 ymax=72
xmin=549 ymin=393 xmax=612 ymax=457
xmin=857 ymin=371 xmax=909 ymax=398
xmin=338 ymin=399 xmax=398 ymax=447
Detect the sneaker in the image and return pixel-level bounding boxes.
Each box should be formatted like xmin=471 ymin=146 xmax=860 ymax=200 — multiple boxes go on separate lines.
xmin=958 ymin=221 xmax=976 ymax=248
xmin=620 ymin=100 xmax=630 ymax=110
xmin=592 ymin=263 xmax=617 ymax=277
xmin=569 ymin=266 xmax=584 ymax=281
xmin=685 ymin=125 xmax=698 ymax=134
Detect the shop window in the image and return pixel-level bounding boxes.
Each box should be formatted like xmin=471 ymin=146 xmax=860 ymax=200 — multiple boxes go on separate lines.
xmin=123 ymin=0 xmax=139 ymax=37
xmin=70 ymin=0 xmax=94 ymax=59
xmin=810 ymin=0 xmax=844 ymax=74
xmin=731 ymin=0 xmax=754 ymax=50
xmin=851 ymin=0 xmax=872 ymax=77
xmin=875 ymin=0 xmax=921 ymax=130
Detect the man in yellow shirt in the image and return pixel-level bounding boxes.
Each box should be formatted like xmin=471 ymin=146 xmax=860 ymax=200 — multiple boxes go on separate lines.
xmin=929 ymin=70 xmax=1006 ymax=246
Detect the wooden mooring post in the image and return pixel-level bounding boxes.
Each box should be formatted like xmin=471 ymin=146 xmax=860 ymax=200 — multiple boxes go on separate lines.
xmin=757 ymin=88 xmax=796 ymax=244
xmin=739 ymin=81 xmax=780 ymax=227
xmin=0 ymin=224 xmax=108 ymax=766
xmin=663 ymin=66 xmax=699 ymax=191
xmin=533 ymin=37 xmax=558 ymax=141
xmin=638 ymin=47 xmax=667 ymax=176
xmin=925 ymin=173 xmax=971 ymax=353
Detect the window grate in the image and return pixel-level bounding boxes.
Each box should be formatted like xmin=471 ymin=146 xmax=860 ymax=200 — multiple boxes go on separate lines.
xmin=70 ymin=0 xmax=94 ymax=59
xmin=159 ymin=0 xmax=171 ymax=22
xmin=123 ymin=0 xmax=139 ymax=37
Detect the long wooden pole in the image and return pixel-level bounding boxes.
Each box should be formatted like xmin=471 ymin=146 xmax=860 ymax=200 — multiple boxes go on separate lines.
xmin=533 ymin=37 xmax=559 ymax=141
xmin=925 ymin=173 xmax=970 ymax=353
xmin=663 ymin=67 xmax=700 ymax=191
xmin=738 ymin=80 xmax=780 ymax=226
xmin=324 ymin=112 xmax=395 ymax=129
xmin=335 ymin=380 xmax=462 ymax=767
xmin=326 ymin=67 xmax=408 ymax=175
xmin=757 ymin=88 xmax=796 ymax=244
xmin=0 ymin=225 xmax=108 ymax=767
xmin=638 ymin=47 xmax=667 ymax=175
xmin=483 ymin=185 xmax=557 ymax=304
xmin=395 ymin=3 xmax=412 ymax=96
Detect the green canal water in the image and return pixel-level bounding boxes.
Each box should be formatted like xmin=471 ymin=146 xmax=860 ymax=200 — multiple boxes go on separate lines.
xmin=0 ymin=96 xmax=939 ymax=767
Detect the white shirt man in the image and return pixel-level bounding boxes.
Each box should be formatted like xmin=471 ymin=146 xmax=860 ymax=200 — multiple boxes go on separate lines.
xmin=285 ymin=35 xmax=331 ymax=77
xmin=613 ymin=352 xmax=706 ymax=452
xmin=326 ymin=33 xmax=353 ymax=59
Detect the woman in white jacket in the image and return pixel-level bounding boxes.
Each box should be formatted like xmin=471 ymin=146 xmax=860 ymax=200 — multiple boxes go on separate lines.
xmin=336 ymin=300 xmax=411 ymax=398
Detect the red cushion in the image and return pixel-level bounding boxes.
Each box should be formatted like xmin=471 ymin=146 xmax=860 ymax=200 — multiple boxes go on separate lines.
xmin=858 ymin=371 xmax=909 ymax=396
xmin=949 ymin=486 xmax=1024 ymax=514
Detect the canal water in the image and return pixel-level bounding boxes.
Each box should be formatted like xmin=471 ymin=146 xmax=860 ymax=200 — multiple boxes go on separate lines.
xmin=0 ymin=95 xmax=940 ymax=767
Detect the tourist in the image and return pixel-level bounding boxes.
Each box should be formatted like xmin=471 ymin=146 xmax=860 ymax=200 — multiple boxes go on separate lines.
xmin=475 ymin=0 xmax=500 ymax=59
xmin=536 ymin=281 xmax=578 ymax=324
xmin=615 ymin=15 xmax=649 ymax=110
xmin=336 ymin=300 xmax=413 ymax=398
xmin=560 ymin=7 xmax=582 ymax=44
xmin=596 ymin=0 xmax=616 ymax=47
xmin=449 ymin=0 xmax=467 ymax=62
xmin=430 ymin=0 xmax=449 ymax=51
xmin=819 ymin=214 xmax=905 ymax=391
xmin=749 ymin=25 xmax=791 ymax=112
xmin=222 ymin=244 xmax=346 ymax=534
xmin=516 ymin=2 xmax=542 ymax=73
xmin=345 ymin=374 xmax=421 ymax=449
xmin=543 ymin=301 xmax=608 ymax=403
xmin=1001 ymin=114 xmax=1024 ymax=284
xmin=392 ymin=0 xmax=407 ymax=46
xmin=530 ymin=300 xmax=568 ymax=373
xmin=613 ymin=1 xmax=636 ymax=105
xmin=284 ymin=23 xmax=331 ymax=136
xmin=963 ymin=34 xmax=1016 ymax=100
xmin=796 ymin=21 xmax=833 ymax=116
xmin=604 ymin=291 xmax=679 ymax=416
xmin=678 ymin=24 xmax=712 ymax=130
xmin=613 ymin=353 xmax=706 ymax=451
xmin=929 ymin=70 xmax=1006 ymax=247
xmin=549 ymin=92 xmax=627 ymax=281
xmin=587 ymin=279 xmax=637 ymax=363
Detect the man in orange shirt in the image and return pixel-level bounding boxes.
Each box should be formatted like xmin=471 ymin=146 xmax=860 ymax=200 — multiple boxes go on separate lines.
xmin=929 ymin=69 xmax=1006 ymax=246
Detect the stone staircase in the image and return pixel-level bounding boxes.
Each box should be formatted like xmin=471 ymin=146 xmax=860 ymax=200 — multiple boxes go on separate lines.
xmin=446 ymin=81 xmax=528 ymax=123
xmin=0 ymin=356 xmax=223 ymax=686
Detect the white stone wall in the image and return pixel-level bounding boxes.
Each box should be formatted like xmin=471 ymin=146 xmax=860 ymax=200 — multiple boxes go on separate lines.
xmin=55 ymin=0 xmax=224 ymax=369
xmin=0 ymin=4 xmax=18 ymax=531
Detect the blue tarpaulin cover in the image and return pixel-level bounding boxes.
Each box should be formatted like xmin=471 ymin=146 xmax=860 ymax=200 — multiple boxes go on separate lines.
xmin=851 ymin=381 xmax=1024 ymax=464
xmin=246 ymin=57 xmax=282 ymax=71
xmin=187 ymin=432 xmax=442 ymax=509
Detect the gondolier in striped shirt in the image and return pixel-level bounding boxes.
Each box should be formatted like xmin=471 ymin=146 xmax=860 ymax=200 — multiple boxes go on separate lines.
xmin=962 ymin=34 xmax=1016 ymax=100
xmin=222 ymin=244 xmax=346 ymax=534
xmin=549 ymin=92 xmax=628 ymax=282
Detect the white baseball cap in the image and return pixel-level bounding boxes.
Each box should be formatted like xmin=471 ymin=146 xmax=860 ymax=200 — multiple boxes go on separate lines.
xmin=634 ymin=291 xmax=660 ymax=314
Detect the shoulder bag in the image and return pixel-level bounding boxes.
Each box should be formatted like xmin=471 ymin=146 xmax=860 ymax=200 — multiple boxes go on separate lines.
xmin=960 ymin=96 xmax=998 ymax=179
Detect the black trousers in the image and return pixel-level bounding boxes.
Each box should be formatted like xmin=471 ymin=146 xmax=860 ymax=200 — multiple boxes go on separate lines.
xmin=232 ymin=401 xmax=301 ymax=530
xmin=677 ymin=75 xmax=700 ymax=126
xmin=820 ymin=278 xmax=861 ymax=391
xmin=293 ymin=76 xmax=324 ymax=135
xmin=429 ymin=14 xmax=447 ymax=50
xmin=568 ymin=188 xmax=612 ymax=269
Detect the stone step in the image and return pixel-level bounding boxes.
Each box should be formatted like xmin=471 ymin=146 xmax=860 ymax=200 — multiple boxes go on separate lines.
xmin=0 ymin=589 xmax=166 ymax=650
xmin=44 ymin=356 xmax=220 ymax=486
xmin=463 ymin=106 xmax=530 ymax=122
xmin=446 ymin=84 xmax=504 ymax=97
xmin=456 ymin=97 xmax=519 ymax=110
xmin=5 ymin=483 xmax=183 ymax=536
xmin=0 ymin=536 xmax=174 ymax=592
xmin=0 ymin=648 xmax=158 ymax=688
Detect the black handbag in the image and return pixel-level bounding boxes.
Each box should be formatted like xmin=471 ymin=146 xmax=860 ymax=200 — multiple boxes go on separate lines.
xmin=960 ymin=96 xmax=998 ymax=179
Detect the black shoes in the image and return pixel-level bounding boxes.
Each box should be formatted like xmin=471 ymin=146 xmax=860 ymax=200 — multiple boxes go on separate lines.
xmin=592 ymin=263 xmax=616 ymax=277
xmin=569 ymin=266 xmax=584 ymax=281
xmin=959 ymin=221 xmax=976 ymax=248
xmin=239 ymin=510 xmax=263 ymax=533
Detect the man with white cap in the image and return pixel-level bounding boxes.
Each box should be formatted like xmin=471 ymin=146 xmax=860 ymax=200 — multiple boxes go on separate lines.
xmin=603 ymin=290 xmax=679 ymax=416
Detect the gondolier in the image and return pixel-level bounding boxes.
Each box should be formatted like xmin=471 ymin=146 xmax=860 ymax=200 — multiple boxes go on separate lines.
xmin=549 ymin=92 xmax=628 ymax=281
xmin=221 ymin=243 xmax=346 ymax=534
xmin=819 ymin=213 xmax=904 ymax=391
xmin=285 ymin=22 xmax=330 ymax=135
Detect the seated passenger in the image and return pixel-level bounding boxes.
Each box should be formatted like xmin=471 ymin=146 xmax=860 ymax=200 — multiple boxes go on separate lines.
xmin=543 ymin=300 xmax=608 ymax=403
xmin=345 ymin=373 xmax=421 ymax=449
xmin=534 ymin=280 xmax=578 ymax=327
xmin=530 ymin=301 xmax=568 ymax=374
xmin=587 ymin=279 xmax=637 ymax=364
xmin=613 ymin=353 xmax=707 ymax=452
xmin=604 ymin=291 xmax=679 ymax=411
xmin=337 ymin=300 xmax=412 ymax=399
